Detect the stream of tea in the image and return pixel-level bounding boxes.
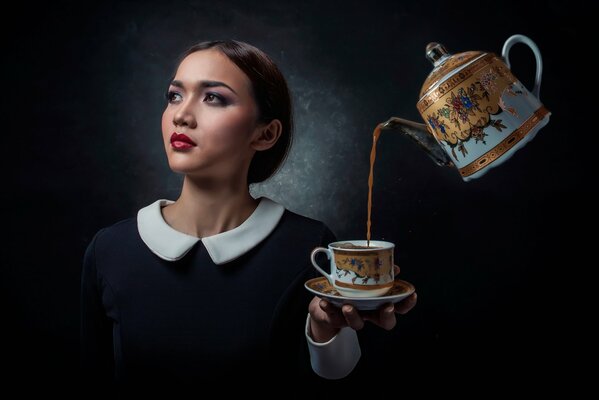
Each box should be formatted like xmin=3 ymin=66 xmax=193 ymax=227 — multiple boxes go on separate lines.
xmin=366 ymin=123 xmax=382 ymax=247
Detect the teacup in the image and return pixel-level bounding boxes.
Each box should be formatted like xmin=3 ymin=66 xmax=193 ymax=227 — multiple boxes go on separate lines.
xmin=310 ymin=240 xmax=394 ymax=298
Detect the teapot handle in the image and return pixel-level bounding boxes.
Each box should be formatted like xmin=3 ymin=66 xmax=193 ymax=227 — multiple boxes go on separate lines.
xmin=501 ymin=34 xmax=543 ymax=99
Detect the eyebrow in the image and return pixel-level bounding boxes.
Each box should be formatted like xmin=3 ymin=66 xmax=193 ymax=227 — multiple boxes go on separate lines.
xmin=170 ymin=79 xmax=237 ymax=95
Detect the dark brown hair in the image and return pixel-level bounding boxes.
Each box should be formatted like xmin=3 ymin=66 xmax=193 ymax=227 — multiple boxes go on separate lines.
xmin=177 ymin=40 xmax=293 ymax=184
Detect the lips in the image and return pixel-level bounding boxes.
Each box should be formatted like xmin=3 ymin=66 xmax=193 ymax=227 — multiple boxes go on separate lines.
xmin=170 ymin=132 xmax=197 ymax=149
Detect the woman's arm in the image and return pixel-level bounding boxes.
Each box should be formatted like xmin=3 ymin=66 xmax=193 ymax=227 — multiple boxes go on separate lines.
xmin=80 ymin=230 xmax=115 ymax=384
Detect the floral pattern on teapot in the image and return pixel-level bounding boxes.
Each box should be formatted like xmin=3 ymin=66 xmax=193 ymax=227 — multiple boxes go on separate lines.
xmin=423 ymin=56 xmax=523 ymax=160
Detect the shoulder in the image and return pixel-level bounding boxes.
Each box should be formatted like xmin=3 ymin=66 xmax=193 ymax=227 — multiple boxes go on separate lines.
xmin=86 ymin=217 xmax=138 ymax=255
xmin=88 ymin=199 xmax=172 ymax=253
xmin=275 ymin=208 xmax=337 ymax=245
xmin=279 ymin=208 xmax=328 ymax=230
xmin=82 ymin=217 xmax=138 ymax=279
xmin=250 ymin=196 xmax=336 ymax=247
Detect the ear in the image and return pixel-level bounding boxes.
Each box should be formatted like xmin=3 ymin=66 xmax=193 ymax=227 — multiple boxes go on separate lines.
xmin=250 ymin=119 xmax=282 ymax=151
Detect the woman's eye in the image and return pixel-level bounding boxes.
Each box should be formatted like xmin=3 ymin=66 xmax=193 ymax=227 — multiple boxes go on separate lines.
xmin=204 ymin=93 xmax=226 ymax=105
xmin=166 ymin=91 xmax=182 ymax=104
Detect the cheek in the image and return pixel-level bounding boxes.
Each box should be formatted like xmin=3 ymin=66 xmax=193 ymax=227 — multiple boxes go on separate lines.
xmin=161 ymin=109 xmax=172 ymax=138
xmin=207 ymin=110 xmax=256 ymax=143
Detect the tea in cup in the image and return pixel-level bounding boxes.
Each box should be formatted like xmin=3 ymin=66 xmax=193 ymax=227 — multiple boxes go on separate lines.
xmin=310 ymin=240 xmax=394 ymax=298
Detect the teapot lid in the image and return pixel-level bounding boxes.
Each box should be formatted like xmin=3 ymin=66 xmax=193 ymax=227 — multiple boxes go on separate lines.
xmin=419 ymin=43 xmax=485 ymax=99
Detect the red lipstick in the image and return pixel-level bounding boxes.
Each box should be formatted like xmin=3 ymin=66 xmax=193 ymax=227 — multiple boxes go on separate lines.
xmin=170 ymin=132 xmax=197 ymax=150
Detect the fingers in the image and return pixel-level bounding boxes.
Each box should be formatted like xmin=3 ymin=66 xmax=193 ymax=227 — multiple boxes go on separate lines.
xmin=319 ymin=300 xmax=348 ymax=325
xmin=310 ymin=297 xmax=366 ymax=331
xmin=378 ymin=304 xmax=397 ymax=330
xmin=308 ymin=298 xmax=342 ymax=343
xmin=395 ymin=292 xmax=417 ymax=315
xmin=319 ymin=299 xmax=338 ymax=315
xmin=309 ymin=298 xmax=347 ymax=328
xmin=394 ymin=265 xmax=400 ymax=275
xmin=310 ymin=293 xmax=417 ymax=336
xmin=342 ymin=304 xmax=365 ymax=330
xmin=362 ymin=303 xmax=396 ymax=330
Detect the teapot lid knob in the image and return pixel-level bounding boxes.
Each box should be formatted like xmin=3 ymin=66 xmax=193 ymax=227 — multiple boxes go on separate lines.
xmin=426 ymin=42 xmax=450 ymax=67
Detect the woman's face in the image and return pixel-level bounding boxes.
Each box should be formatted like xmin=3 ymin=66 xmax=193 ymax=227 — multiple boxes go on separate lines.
xmin=162 ymin=49 xmax=260 ymax=181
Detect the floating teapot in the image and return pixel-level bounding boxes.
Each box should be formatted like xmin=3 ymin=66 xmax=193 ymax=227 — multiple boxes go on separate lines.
xmin=382 ymin=34 xmax=551 ymax=181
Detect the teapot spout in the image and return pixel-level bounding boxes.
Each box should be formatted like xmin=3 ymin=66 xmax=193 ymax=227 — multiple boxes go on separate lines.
xmin=380 ymin=117 xmax=453 ymax=167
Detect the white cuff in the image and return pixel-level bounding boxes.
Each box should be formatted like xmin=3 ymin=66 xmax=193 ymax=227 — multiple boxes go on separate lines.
xmin=305 ymin=314 xmax=361 ymax=379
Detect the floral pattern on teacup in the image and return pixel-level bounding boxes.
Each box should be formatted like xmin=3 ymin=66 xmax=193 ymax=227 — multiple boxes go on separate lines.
xmin=334 ymin=250 xmax=393 ymax=286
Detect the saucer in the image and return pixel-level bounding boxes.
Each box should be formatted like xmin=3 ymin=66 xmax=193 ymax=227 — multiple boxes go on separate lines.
xmin=304 ymin=277 xmax=415 ymax=311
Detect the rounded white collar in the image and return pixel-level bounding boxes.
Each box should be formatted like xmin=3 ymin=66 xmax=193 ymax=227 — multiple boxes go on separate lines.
xmin=137 ymin=197 xmax=285 ymax=264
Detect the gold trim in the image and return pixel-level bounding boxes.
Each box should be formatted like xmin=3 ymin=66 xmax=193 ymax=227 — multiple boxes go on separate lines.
xmin=334 ymin=280 xmax=394 ymax=290
xmin=459 ymin=107 xmax=550 ymax=177
xmin=334 ymin=249 xmax=384 ymax=256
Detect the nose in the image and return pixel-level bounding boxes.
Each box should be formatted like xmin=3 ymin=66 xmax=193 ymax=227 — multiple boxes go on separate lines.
xmin=172 ymin=102 xmax=197 ymax=129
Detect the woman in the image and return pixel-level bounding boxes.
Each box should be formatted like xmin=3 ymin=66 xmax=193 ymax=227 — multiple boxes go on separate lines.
xmin=81 ymin=40 xmax=417 ymax=386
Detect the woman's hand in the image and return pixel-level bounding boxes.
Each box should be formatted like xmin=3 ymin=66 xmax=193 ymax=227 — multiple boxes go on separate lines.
xmin=308 ymin=265 xmax=417 ymax=343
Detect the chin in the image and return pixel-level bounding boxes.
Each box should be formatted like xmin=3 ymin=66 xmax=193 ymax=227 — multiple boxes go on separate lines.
xmin=166 ymin=155 xmax=213 ymax=177
xmin=168 ymin=160 xmax=197 ymax=174
xmin=164 ymin=147 xmax=196 ymax=171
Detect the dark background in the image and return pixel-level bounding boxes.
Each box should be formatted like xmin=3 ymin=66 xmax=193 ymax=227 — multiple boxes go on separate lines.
xmin=4 ymin=0 xmax=589 ymax=388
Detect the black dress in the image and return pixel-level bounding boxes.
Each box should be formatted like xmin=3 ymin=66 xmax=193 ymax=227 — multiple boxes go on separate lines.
xmin=81 ymin=199 xmax=340 ymax=388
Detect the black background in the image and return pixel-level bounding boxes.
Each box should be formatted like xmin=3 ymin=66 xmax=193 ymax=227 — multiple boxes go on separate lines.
xmin=3 ymin=0 xmax=590 ymax=389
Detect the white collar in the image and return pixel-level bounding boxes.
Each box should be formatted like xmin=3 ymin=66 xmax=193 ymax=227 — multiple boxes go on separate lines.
xmin=137 ymin=197 xmax=285 ymax=264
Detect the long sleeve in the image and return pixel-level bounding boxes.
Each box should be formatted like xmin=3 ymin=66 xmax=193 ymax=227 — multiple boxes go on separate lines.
xmin=305 ymin=315 xmax=361 ymax=379
xmin=80 ymin=229 xmax=115 ymax=384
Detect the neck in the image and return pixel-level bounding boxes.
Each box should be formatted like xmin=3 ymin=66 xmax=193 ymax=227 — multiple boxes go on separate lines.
xmin=161 ymin=175 xmax=258 ymax=238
